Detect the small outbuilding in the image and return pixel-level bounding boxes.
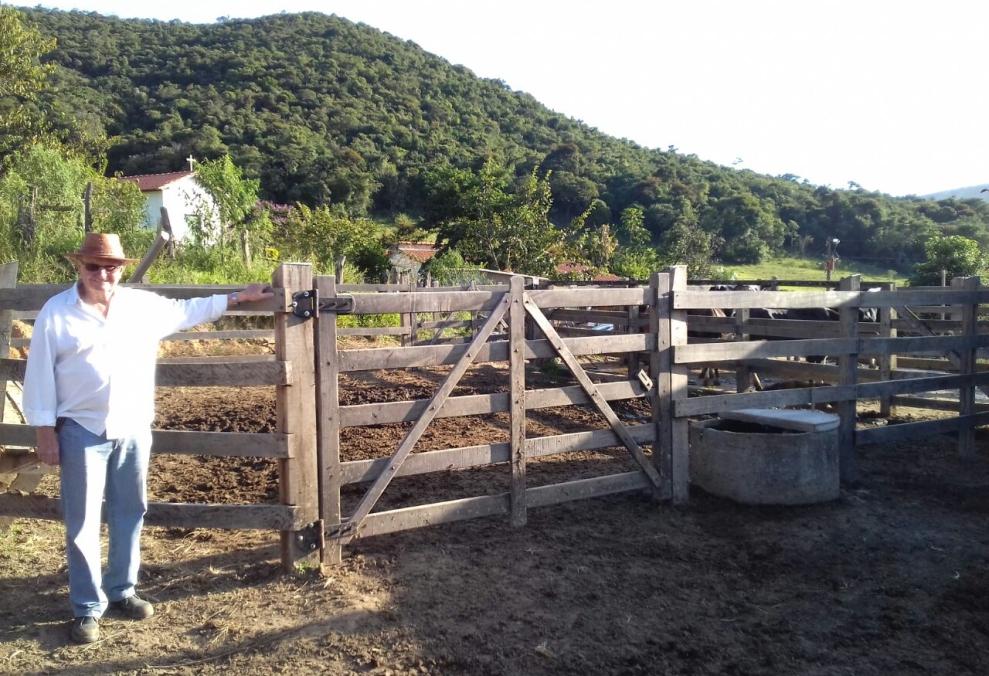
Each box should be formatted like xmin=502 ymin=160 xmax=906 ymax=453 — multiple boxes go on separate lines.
xmin=118 ymin=168 xmax=217 ymax=241
xmin=388 ymin=242 xmax=438 ymax=283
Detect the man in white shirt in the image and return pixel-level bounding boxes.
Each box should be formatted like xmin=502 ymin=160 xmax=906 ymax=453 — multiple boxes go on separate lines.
xmin=23 ymin=232 xmax=273 ymax=644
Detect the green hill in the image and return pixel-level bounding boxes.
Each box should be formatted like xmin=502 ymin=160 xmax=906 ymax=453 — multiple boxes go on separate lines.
xmin=924 ymin=184 xmax=989 ymax=202
xmin=14 ymin=7 xmax=989 ymax=268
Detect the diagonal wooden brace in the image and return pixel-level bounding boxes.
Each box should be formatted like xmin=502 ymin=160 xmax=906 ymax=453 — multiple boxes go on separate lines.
xmin=330 ymin=292 xmax=512 ymax=544
xmin=522 ymin=296 xmax=664 ymax=495
xmin=896 ymin=305 xmax=989 ymax=399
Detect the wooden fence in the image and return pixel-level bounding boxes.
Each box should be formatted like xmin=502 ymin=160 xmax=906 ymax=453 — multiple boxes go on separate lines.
xmin=0 ymin=263 xmax=320 ymax=570
xmin=1 ymin=263 xmax=985 ymax=569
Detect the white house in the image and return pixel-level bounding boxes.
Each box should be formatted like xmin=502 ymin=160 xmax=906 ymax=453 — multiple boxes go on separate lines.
xmin=118 ymin=169 xmax=217 ymax=241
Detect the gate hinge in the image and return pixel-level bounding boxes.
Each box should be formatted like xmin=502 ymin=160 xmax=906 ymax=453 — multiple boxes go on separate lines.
xmin=293 ymin=519 xmax=324 ymax=554
xmin=319 ymin=294 xmax=354 ymax=314
xmin=325 ymin=520 xmax=357 ymax=541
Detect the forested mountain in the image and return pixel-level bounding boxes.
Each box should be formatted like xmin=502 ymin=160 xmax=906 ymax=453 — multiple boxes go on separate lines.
xmin=925 ymin=185 xmax=989 ymax=202
xmin=14 ymin=7 xmax=989 ymax=268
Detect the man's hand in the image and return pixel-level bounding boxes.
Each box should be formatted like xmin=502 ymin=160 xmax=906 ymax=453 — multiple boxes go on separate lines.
xmin=228 ymin=284 xmax=274 ymax=307
xmin=36 ymin=426 xmax=59 ymax=466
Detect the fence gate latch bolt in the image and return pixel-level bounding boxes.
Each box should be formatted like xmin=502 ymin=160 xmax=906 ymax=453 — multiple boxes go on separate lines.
xmin=294 ymin=520 xmax=324 ymax=553
xmin=291 ymin=290 xmax=318 ymax=319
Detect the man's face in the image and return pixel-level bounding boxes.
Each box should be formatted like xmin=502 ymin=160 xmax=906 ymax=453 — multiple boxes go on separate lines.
xmin=76 ymin=257 xmax=124 ymax=301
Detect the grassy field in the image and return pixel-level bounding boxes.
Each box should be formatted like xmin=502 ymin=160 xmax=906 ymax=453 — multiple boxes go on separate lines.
xmin=709 ymin=256 xmax=907 ymax=284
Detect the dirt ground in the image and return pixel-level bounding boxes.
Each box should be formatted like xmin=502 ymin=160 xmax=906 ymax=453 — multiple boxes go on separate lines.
xmin=2 ymin=358 xmax=989 ymax=675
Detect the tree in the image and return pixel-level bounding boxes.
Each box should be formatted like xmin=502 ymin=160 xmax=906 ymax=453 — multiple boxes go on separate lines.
xmin=190 ymin=155 xmax=264 ymax=262
xmin=428 ymin=159 xmax=563 ymax=276
xmin=277 ymin=203 xmax=382 ymax=276
xmin=0 ymin=7 xmax=56 ymax=161
xmin=659 ymin=199 xmax=720 ymax=278
xmin=910 ymin=235 xmax=985 ymax=286
xmin=0 ymin=143 xmax=149 ymax=281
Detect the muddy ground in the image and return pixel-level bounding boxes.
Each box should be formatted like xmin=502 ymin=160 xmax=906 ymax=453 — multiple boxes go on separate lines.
xmin=2 ymin=358 xmax=989 ymax=675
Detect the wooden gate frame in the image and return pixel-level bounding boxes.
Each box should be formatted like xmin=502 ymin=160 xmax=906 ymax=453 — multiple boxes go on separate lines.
xmin=314 ymin=276 xmax=669 ymax=565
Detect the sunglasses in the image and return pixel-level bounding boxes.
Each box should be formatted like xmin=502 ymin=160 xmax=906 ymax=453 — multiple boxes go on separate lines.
xmin=82 ymin=262 xmax=124 ymax=273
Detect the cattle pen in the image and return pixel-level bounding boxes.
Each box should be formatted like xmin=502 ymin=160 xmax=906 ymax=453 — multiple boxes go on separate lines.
xmin=0 ymin=263 xmax=986 ymax=569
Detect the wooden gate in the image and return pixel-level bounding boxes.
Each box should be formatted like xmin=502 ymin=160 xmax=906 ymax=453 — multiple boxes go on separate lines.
xmin=313 ymin=275 xmax=670 ymax=565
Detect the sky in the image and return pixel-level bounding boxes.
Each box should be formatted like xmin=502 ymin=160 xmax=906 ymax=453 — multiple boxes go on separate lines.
xmin=25 ymin=0 xmax=989 ymax=196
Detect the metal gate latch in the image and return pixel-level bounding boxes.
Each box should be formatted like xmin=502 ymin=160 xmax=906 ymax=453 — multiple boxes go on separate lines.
xmin=294 ymin=520 xmax=324 ymax=553
xmin=292 ymin=290 xmax=318 ymax=319
xmin=291 ymin=290 xmax=354 ymax=319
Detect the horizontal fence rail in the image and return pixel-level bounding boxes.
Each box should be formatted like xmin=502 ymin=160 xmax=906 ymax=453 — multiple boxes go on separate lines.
xmin=673 ymin=288 xmax=987 ymax=311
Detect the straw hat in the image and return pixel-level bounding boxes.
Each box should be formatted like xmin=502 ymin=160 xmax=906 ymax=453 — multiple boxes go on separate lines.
xmin=64 ymin=233 xmax=139 ymax=265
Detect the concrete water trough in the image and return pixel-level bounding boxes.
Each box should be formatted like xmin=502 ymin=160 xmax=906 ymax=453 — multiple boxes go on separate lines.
xmin=689 ymin=408 xmax=840 ymax=505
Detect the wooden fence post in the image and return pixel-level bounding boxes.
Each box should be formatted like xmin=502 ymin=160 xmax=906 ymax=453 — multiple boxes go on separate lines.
xmin=509 ymin=276 xmax=527 ymax=526
xmin=838 ymin=274 xmax=860 ymax=483
xmin=315 ymin=275 xmax=343 ymax=565
xmin=0 ymin=262 xmax=17 ymax=423
xmin=649 ymin=272 xmax=673 ymax=500
xmin=734 ymin=307 xmax=752 ymax=393
xmin=407 ymin=280 xmax=417 ymax=346
xmin=669 ymin=266 xmax=690 ymax=503
xmin=952 ymin=276 xmax=979 ymax=458
xmin=273 ymin=263 xmax=320 ymax=571
xmin=879 ymin=281 xmax=897 ymax=418
xmin=626 ymin=303 xmax=640 ymax=381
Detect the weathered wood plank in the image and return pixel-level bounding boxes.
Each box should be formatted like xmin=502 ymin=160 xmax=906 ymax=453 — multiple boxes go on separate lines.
xmin=273 ymin=263 xmax=320 ymax=570
xmin=651 ymin=272 xmax=673 ymax=499
xmin=857 ymin=412 xmax=989 ymax=446
xmin=417 ymin=319 xmax=472 ymax=331
xmin=151 ymin=430 xmax=292 ymax=457
xmin=339 ymin=380 xmax=646 ymax=427
xmin=954 ymin=277 xmax=979 ymax=457
xmin=675 ymin=334 xmax=988 ymax=364
xmin=673 ymin=288 xmax=983 ymax=311
xmin=350 ymin=471 xmax=650 ymax=540
xmin=161 ymin=329 xmax=275 ymax=342
xmin=351 ymin=494 xmax=510 ymax=539
xmin=688 ymin=316 xmax=884 ymax=339
xmin=0 ymin=351 xmax=291 ymax=387
xmin=0 ymin=450 xmax=40 ymax=474
xmin=348 ymin=291 xmax=503 ymax=314
xmin=336 ymin=326 xmax=411 ymax=337
xmin=892 ymin=396 xmax=989 ymax=413
xmin=676 ymin=373 xmax=989 ymax=417
xmin=879 ymin=287 xmax=896 ymax=418
xmin=0 ymin=494 xmax=303 ymax=530
xmin=315 ymin=276 xmax=343 ymax=566
xmin=0 ymin=284 xmax=287 ymax=313
xmin=669 ymin=267 xmax=690 ymax=503
xmin=548 ymin=308 xmax=630 ymax=325
xmin=0 ymin=262 xmax=17 ymax=424
xmin=837 ymin=275 xmax=859 ymax=483
xmin=156 ymin=359 xmax=290 ymax=386
xmin=337 ymin=333 xmax=653 ymax=371
xmin=526 ymin=471 xmax=651 ymax=508
xmin=509 ymin=276 xmax=527 ymax=527
xmin=339 ymin=424 xmax=656 ymax=484
xmin=528 ymin=287 xmax=651 ymax=308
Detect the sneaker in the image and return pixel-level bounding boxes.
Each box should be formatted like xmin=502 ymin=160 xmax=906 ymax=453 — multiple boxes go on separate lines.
xmin=109 ymin=595 xmax=154 ymax=620
xmin=70 ymin=616 xmax=100 ymax=644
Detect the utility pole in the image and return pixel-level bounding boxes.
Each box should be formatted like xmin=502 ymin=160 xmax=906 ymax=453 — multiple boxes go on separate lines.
xmin=824 ymin=237 xmax=840 ymax=282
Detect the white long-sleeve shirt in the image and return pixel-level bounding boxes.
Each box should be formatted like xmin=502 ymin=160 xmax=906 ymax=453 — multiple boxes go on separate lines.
xmin=23 ymin=284 xmax=229 ymax=438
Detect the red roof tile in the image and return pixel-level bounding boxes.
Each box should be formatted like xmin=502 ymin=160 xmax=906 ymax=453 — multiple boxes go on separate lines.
xmin=392 ymin=242 xmax=438 ymax=263
xmin=117 ymin=170 xmax=195 ymax=192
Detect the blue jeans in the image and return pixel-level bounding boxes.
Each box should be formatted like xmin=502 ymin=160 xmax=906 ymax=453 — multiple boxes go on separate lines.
xmin=58 ymin=418 xmax=152 ymax=618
